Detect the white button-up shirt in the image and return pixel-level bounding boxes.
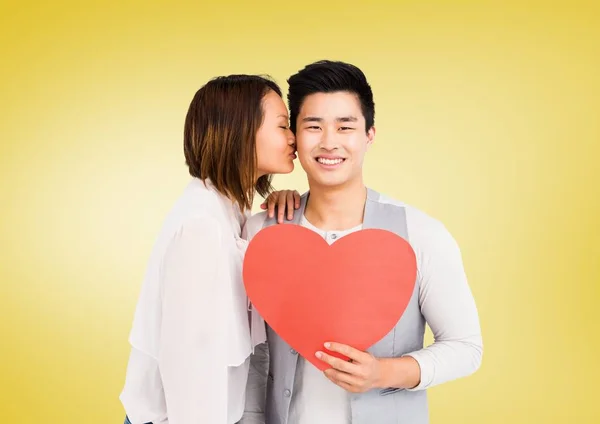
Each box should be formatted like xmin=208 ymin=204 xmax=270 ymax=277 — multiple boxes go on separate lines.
xmin=120 ymin=177 xmax=266 ymax=424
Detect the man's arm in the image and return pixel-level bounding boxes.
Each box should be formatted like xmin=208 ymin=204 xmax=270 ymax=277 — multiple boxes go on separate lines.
xmin=397 ymin=221 xmax=483 ymax=390
xmin=317 ymin=220 xmax=483 ymax=392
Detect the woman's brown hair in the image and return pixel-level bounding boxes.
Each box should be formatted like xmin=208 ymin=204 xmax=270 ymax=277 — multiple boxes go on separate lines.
xmin=183 ymin=74 xmax=283 ymax=211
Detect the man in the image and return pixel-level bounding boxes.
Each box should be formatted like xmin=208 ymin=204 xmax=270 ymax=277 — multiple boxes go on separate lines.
xmin=242 ymin=60 xmax=483 ymax=424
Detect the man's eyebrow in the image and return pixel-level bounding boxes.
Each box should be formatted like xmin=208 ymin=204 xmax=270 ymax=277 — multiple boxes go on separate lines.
xmin=301 ymin=116 xmax=358 ymax=122
xmin=336 ymin=116 xmax=358 ymax=122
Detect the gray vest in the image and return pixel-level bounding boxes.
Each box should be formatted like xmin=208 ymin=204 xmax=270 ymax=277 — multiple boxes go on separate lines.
xmin=261 ymin=188 xmax=429 ymax=424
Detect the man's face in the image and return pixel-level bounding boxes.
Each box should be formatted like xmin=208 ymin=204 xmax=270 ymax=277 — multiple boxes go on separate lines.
xmin=295 ymin=91 xmax=375 ymax=189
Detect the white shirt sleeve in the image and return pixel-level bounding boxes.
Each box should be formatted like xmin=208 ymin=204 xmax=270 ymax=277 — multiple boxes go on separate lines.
xmin=403 ymin=219 xmax=483 ymax=391
xmin=157 ymin=215 xmax=229 ymax=423
xmin=239 ymin=213 xmax=269 ymax=424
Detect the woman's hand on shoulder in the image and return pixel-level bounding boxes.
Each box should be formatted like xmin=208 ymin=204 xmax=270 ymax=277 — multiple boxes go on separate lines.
xmin=260 ymin=190 xmax=300 ymax=223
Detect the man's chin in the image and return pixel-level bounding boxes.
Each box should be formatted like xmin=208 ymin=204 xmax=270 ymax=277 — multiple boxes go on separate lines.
xmin=308 ymin=175 xmax=348 ymax=189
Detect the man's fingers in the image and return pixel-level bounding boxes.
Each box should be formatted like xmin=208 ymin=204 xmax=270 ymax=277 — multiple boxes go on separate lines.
xmin=323 ymin=371 xmax=361 ymax=393
xmin=316 ymin=351 xmax=358 ymax=374
xmin=324 ymin=342 xmax=368 ymax=363
xmin=324 ymin=368 xmax=361 ymax=386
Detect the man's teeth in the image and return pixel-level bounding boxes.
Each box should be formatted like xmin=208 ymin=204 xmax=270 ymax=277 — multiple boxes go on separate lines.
xmin=317 ymin=158 xmax=344 ymax=165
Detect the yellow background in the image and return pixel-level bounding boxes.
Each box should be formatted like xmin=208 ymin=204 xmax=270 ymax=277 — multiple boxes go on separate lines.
xmin=1 ymin=1 xmax=598 ymax=422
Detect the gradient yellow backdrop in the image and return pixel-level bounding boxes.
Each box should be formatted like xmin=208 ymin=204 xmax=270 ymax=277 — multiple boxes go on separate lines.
xmin=1 ymin=1 xmax=598 ymax=422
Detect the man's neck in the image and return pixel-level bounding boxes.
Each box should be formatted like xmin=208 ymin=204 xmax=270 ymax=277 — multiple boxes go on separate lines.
xmin=304 ymin=178 xmax=367 ymax=231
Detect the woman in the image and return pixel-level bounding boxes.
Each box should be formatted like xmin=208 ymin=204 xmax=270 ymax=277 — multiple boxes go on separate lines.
xmin=120 ymin=75 xmax=299 ymax=424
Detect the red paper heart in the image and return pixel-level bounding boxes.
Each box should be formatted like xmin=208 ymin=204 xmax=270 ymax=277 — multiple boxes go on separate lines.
xmin=243 ymin=224 xmax=417 ymax=371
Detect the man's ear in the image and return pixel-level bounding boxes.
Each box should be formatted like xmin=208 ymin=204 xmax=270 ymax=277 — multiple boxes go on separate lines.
xmin=366 ymin=126 xmax=376 ymax=150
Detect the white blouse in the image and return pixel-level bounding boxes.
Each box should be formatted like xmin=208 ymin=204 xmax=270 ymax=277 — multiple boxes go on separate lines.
xmin=120 ymin=178 xmax=266 ymax=424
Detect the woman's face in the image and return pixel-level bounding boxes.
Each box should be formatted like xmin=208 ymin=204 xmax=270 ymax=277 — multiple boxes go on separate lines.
xmin=255 ymin=90 xmax=296 ymax=177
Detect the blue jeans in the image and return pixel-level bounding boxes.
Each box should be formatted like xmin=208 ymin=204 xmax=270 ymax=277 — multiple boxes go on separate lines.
xmin=124 ymin=416 xmax=152 ymax=424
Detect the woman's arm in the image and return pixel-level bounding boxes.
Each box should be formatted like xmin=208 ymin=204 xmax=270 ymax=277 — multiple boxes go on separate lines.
xmin=158 ymin=216 xmax=229 ymax=423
